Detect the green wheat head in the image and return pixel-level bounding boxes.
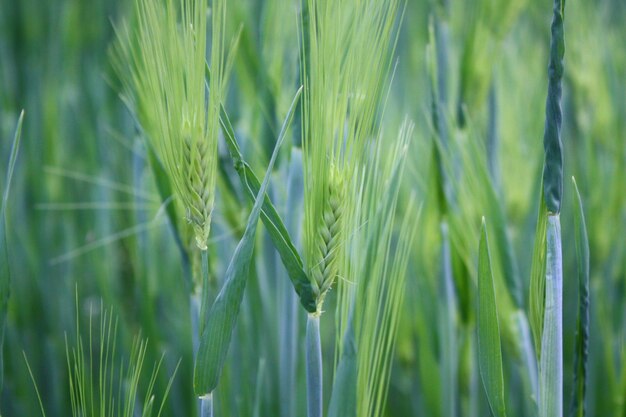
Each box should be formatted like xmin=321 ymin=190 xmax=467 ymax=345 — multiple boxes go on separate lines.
xmin=309 ymin=164 xmax=345 ymax=310
xmin=302 ymin=0 xmax=401 ymax=314
xmin=112 ymin=0 xmax=235 ymax=250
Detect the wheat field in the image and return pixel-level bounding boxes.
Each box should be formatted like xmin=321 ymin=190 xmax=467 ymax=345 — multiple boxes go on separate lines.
xmin=0 ymin=0 xmax=624 ymax=416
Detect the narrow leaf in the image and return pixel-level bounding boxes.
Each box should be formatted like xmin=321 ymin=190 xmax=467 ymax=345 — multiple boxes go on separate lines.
xmin=477 ymin=218 xmax=507 ymax=417
xmin=1 ymin=110 xmax=24 ymax=393
xmin=530 ymin=187 xmax=548 ymax=360
xmin=513 ymin=311 xmax=539 ymax=406
xmin=569 ymin=177 xmax=589 ymax=417
xmin=207 ymin=64 xmax=316 ymax=313
xmin=539 ymin=215 xmax=563 ymax=417
xmin=541 ymin=0 xmax=566 ymax=214
xmin=193 ymin=87 xmax=302 ymax=395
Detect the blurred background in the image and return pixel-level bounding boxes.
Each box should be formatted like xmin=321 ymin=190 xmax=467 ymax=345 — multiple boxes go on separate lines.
xmin=1 ymin=0 xmax=624 ymax=416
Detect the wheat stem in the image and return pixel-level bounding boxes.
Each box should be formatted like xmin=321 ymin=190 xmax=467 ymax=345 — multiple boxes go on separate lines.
xmin=200 ymin=393 xmax=213 ymax=417
xmin=306 ymin=314 xmax=323 ymax=417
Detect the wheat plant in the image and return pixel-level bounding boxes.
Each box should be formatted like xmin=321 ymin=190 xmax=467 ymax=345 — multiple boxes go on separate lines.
xmin=3 ymin=0 xmax=625 ymax=416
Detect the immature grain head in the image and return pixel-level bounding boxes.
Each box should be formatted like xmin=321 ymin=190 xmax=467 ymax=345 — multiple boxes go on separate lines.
xmin=309 ymin=164 xmax=346 ymax=309
xmin=302 ymin=0 xmax=401 ymax=314
xmin=113 ymin=0 xmax=235 ymax=250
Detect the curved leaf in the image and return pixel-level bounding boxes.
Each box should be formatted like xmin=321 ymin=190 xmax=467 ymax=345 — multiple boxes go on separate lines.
xmin=193 ymin=87 xmax=303 ymax=395
xmin=208 ymin=63 xmax=316 ymax=313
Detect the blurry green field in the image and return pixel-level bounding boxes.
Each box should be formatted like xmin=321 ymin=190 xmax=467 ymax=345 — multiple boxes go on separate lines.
xmin=0 ymin=0 xmax=625 ymax=416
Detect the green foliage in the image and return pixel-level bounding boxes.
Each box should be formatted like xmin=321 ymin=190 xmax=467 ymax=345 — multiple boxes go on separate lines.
xmin=64 ymin=307 xmax=177 ymax=417
xmin=113 ymin=0 xmax=237 ymax=250
xmin=193 ymin=87 xmax=301 ymax=395
xmin=530 ymin=189 xmax=549 ymax=361
xmin=538 ymin=215 xmax=563 ymax=417
xmin=0 ymin=111 xmax=23 ymax=394
xmin=456 ymin=0 xmax=527 ymax=122
xmin=542 ymin=0 xmax=566 ymax=214
xmin=301 ymin=0 xmax=401 ymax=313
xmin=330 ymin=120 xmax=415 ymax=417
xmin=477 ymin=219 xmax=507 ymax=417
xmin=2 ymin=0 xmax=625 ymax=416
xmin=213 ymin=81 xmax=316 ymax=312
xmin=569 ymin=178 xmax=589 ymax=417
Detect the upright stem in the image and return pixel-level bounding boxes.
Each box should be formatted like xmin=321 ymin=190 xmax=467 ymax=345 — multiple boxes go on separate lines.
xmin=195 ymin=249 xmax=210 ymax=417
xmin=280 ymin=148 xmax=304 ymax=417
xmin=279 ymin=276 xmax=299 ymax=417
xmin=200 ymin=393 xmax=213 ymax=417
xmin=306 ymin=314 xmax=323 ymax=417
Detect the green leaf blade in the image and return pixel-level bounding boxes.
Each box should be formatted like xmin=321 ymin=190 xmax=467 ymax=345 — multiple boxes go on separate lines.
xmin=539 ymin=215 xmax=563 ymax=417
xmin=193 ymin=87 xmax=303 ymax=395
xmin=477 ymin=219 xmax=507 ymax=417
xmin=569 ymin=177 xmax=589 ymax=417
xmin=212 ymin=71 xmax=316 ymax=313
xmin=530 ymin=187 xmax=549 ymax=361
xmin=542 ymin=0 xmax=566 ymax=214
xmin=1 ymin=110 xmax=24 ymax=393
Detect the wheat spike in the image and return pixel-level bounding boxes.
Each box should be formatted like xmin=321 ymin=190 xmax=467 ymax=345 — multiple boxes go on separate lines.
xmin=310 ymin=166 xmax=345 ymax=312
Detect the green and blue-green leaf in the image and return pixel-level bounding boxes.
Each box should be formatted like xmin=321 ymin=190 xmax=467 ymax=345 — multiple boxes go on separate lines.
xmin=193 ymin=87 xmax=303 ymax=395
xmin=207 ymin=63 xmax=316 ymax=313
xmin=477 ymin=218 xmax=507 ymax=417
xmin=539 ymin=215 xmax=563 ymax=417
xmin=1 ymin=111 xmax=24 ymax=393
xmin=569 ymin=177 xmax=589 ymax=417
xmin=530 ymin=187 xmax=548 ymax=360
xmin=541 ymin=0 xmax=566 ymax=214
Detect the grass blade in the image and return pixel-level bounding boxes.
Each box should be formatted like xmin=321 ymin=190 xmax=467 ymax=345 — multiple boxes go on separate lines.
xmin=477 ymin=218 xmax=507 ymax=417
xmin=206 ymin=64 xmax=316 ymax=313
xmin=530 ymin=188 xmax=549 ymax=360
xmin=542 ymin=0 xmax=566 ymax=214
xmin=539 ymin=215 xmax=563 ymax=417
xmin=193 ymin=86 xmax=302 ymax=395
xmin=1 ymin=111 xmax=24 ymax=393
xmin=513 ymin=310 xmax=539 ymax=406
xmin=569 ymin=177 xmax=589 ymax=417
